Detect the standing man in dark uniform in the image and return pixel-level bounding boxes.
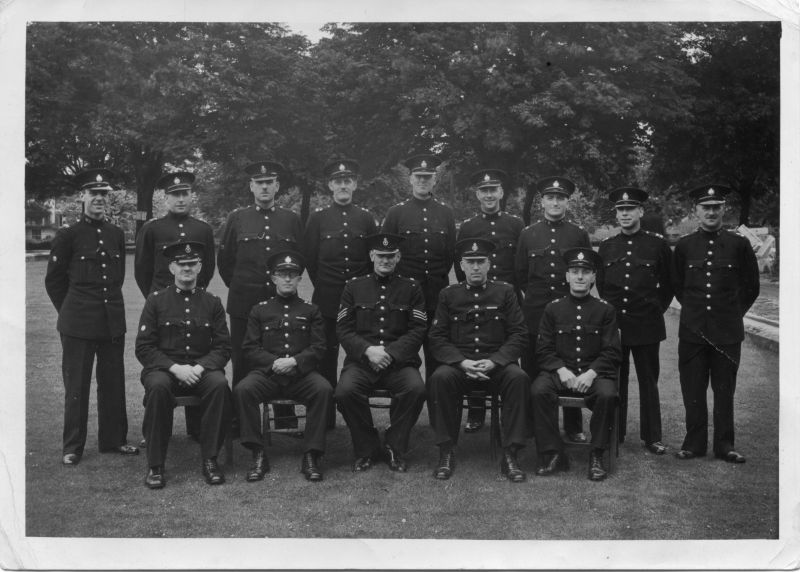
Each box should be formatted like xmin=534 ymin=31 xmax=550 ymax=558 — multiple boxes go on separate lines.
xmin=597 ymin=187 xmax=673 ymax=454
xmin=233 ymin=251 xmax=333 ymax=482
xmin=531 ymin=248 xmax=621 ymax=481
xmin=45 ymin=168 xmax=138 ymax=466
xmin=135 ymin=171 xmax=216 ymax=439
xmin=672 ymin=184 xmax=759 ymax=464
xmin=428 ymin=238 xmax=530 ymax=482
xmin=381 ymin=153 xmax=456 ymax=381
xmin=455 ymin=168 xmax=525 ymax=433
xmin=135 ymin=241 xmax=232 ymax=489
xmin=218 ymin=161 xmax=302 ymax=429
xmin=303 ymin=158 xmax=378 ymax=427
xmin=516 ymin=176 xmax=590 ymax=442
xmin=335 ymin=233 xmax=428 ymax=473
xmin=134 ymin=171 xmax=216 ymax=296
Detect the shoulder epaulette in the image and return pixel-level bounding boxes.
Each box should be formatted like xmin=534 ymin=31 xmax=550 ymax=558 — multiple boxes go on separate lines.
xmin=315 ymin=207 xmax=324 ymax=212
xmin=258 ymin=300 xmax=268 ymax=305
xmin=642 ymin=229 xmax=665 ymax=239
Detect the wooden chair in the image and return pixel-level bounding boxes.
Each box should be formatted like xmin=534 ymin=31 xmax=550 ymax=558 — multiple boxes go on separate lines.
xmin=261 ymin=399 xmax=307 ymax=446
xmin=557 ymin=395 xmax=619 ymax=473
xmin=173 ymin=395 xmax=235 ymax=466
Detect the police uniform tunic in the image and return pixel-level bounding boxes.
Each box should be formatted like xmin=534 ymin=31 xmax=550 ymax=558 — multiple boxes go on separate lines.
xmin=455 ymin=212 xmax=524 ymax=286
xmin=233 ymin=294 xmax=333 ymax=454
xmin=135 ymin=286 xmax=232 ymax=467
xmin=381 ymin=196 xmax=456 ymax=377
xmin=303 ymin=202 xmax=378 ymax=386
xmin=427 ymin=280 xmax=530 ymax=448
xmin=597 ymin=229 xmax=673 ymax=444
xmin=672 ymin=227 xmax=760 ymax=456
xmin=45 ymin=214 xmax=130 ymax=456
xmin=335 ymin=273 xmax=428 ymax=458
xmin=531 ymin=295 xmax=621 ymax=453
xmin=217 ymin=204 xmax=303 ymax=385
xmin=134 ymin=212 xmax=216 ymax=297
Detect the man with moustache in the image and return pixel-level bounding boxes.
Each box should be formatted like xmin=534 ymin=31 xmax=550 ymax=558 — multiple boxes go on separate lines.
xmin=45 ymin=168 xmax=139 ymax=465
xmin=455 ymin=168 xmax=525 ymax=433
xmin=233 ymin=251 xmax=332 ymax=482
xmin=516 ymin=176 xmax=590 ymax=442
xmin=381 ymin=154 xmax=456 ymax=383
xmin=531 ymin=247 xmax=621 ymax=481
xmin=218 ymin=161 xmax=302 ymax=430
xmin=428 ymin=238 xmax=530 ymax=482
xmin=672 ymin=184 xmax=759 ymax=464
xmin=303 ymin=158 xmax=378 ymax=427
xmin=136 ymin=240 xmax=232 ymax=489
xmin=597 ymin=187 xmax=673 ymax=454
xmin=335 ymin=233 xmax=428 ymax=473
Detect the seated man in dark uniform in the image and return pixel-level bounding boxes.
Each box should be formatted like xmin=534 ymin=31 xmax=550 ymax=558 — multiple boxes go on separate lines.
xmin=233 ymin=251 xmax=333 ymax=482
xmin=531 ymin=247 xmax=622 ymax=481
xmin=428 ymin=238 xmax=530 ymax=482
xmin=135 ymin=241 xmax=232 ymax=489
xmin=335 ymin=233 xmax=428 ymax=473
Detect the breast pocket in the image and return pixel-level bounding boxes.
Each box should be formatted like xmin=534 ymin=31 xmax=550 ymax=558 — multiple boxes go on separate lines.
xmin=388 ymin=303 xmax=410 ymax=335
xmin=191 ymin=317 xmax=213 ymax=349
xmin=477 ymin=312 xmax=507 ymax=344
xmin=685 ymin=258 xmax=707 ymax=288
xmin=353 ymin=302 xmax=376 ymax=333
xmin=157 ymin=315 xmax=185 ymax=347
xmin=634 ymin=257 xmax=658 ymax=287
xmin=70 ymin=249 xmax=100 ymax=284
xmin=260 ymin=318 xmax=284 ymax=347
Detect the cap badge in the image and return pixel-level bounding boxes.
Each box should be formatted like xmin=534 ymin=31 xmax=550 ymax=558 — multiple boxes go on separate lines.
xmin=708 ymin=188 xmax=715 ymax=196
xmin=284 ymin=256 xmax=292 ymax=264
xmin=577 ymin=251 xmax=585 ymax=260
xmin=471 ymin=242 xmax=479 ymax=252
xmin=260 ymin=165 xmax=267 ymax=174
xmin=622 ymin=192 xmax=629 ymax=200
xmin=382 ymin=237 xmax=389 ymax=247
xmin=184 ymin=244 xmax=191 ymax=253
xmin=553 ymin=180 xmax=560 ymax=188
xmin=484 ymin=173 xmax=491 ymax=182
xmin=339 ymin=163 xmax=346 ymax=171
xmin=420 ymin=160 xmax=427 ymax=169
xmin=95 ymin=174 xmax=103 ymax=182
xmin=174 ymin=176 xmax=181 ymax=185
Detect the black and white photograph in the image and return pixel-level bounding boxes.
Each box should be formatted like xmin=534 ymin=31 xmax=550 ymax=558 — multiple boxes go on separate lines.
xmin=1 ymin=0 xmax=797 ymax=569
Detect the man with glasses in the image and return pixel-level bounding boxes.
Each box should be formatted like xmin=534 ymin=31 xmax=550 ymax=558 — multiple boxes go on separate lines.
xmin=335 ymin=233 xmax=427 ymax=473
xmin=233 ymin=251 xmax=332 ymax=482
xmin=135 ymin=240 xmax=232 ymax=489
xmin=45 ymin=168 xmax=138 ymax=466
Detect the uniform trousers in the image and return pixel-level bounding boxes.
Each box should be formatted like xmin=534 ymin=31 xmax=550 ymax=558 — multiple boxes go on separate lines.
xmin=429 ymin=364 xmax=530 ymax=449
xmin=619 ymin=343 xmax=663 ymax=444
xmin=335 ymin=363 xmax=426 ymax=458
xmin=229 ymin=315 xmax=295 ymax=423
xmin=320 ymin=316 xmax=341 ymax=427
xmin=233 ymin=370 xmax=333 ymax=454
xmin=60 ymin=334 xmax=129 ymax=456
xmin=521 ymin=305 xmax=583 ymax=435
xmin=678 ymin=340 xmax=741 ymax=456
xmin=141 ymin=369 xmax=232 ymax=467
xmin=531 ymin=371 xmax=618 ymax=453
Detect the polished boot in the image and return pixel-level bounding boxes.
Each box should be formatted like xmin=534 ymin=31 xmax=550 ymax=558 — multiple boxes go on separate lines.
xmin=246 ymin=448 xmax=270 ymax=482
xmin=433 ymin=447 xmax=455 ymax=480
xmin=101 ymin=443 xmax=140 ymax=455
xmin=62 ymin=453 xmax=81 ymax=466
xmin=145 ymin=466 xmax=165 ymax=489
xmin=202 ymin=457 xmax=225 ymax=485
xmin=301 ymin=451 xmax=323 ymax=481
xmin=535 ymin=451 xmax=570 ymax=476
xmin=383 ymin=443 xmax=407 ymax=472
xmin=500 ymin=448 xmax=526 ymax=482
xmin=588 ymin=449 xmax=607 ymax=481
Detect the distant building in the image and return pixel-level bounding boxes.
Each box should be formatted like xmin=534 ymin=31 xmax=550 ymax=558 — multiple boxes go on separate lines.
xmin=25 ymin=199 xmax=62 ymax=247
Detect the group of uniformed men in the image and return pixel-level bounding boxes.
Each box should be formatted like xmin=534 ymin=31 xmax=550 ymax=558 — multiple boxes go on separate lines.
xmin=44 ymin=153 xmax=760 ymax=489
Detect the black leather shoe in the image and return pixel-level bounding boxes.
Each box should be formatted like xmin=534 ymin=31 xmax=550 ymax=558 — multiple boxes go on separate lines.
xmin=717 ymin=450 xmax=746 ymax=464
xmin=352 ymin=456 xmax=374 ymax=472
xmin=645 ymin=441 xmax=667 ymax=455
xmin=301 ymin=451 xmax=323 ymax=481
xmin=464 ymin=417 xmax=485 ymax=433
xmin=675 ymin=449 xmax=699 ymax=460
xmin=567 ymin=432 xmax=588 ymax=443
xmin=145 ymin=466 xmax=165 ymax=489
xmin=102 ymin=443 xmax=140 ymax=455
xmin=246 ymin=449 xmax=270 ymax=482
xmin=202 ymin=457 xmax=225 ymax=485
xmin=62 ymin=453 xmax=81 ymax=466
xmin=535 ymin=451 xmax=570 ymax=476
xmin=383 ymin=444 xmax=407 ymax=472
xmin=139 ymin=438 xmax=147 ymax=448
xmin=500 ymin=449 xmax=526 ymax=482
xmin=433 ymin=448 xmax=455 ymax=480
xmin=588 ymin=449 xmax=607 ymax=481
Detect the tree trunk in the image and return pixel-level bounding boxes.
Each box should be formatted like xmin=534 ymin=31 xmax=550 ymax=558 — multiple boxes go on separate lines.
xmin=128 ymin=143 xmax=164 ymax=236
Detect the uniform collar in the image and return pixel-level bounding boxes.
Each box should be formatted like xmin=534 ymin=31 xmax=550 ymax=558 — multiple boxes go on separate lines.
xmin=411 ymin=196 xmax=434 ymax=206
xmin=544 ymin=217 xmax=565 ymax=227
xmin=82 ymin=215 xmax=104 ymax=226
xmin=465 ymin=281 xmax=488 ymax=291
xmin=333 ymin=201 xmax=353 ymax=210
xmin=276 ymin=292 xmax=299 ymax=303
xmin=166 ymin=211 xmax=190 ymax=220
xmin=698 ymin=227 xmax=723 ymax=237
xmin=480 ymin=211 xmax=503 ymax=220
xmin=255 ymin=204 xmax=276 ymax=213
xmin=373 ymin=272 xmax=395 ymax=284
xmin=174 ymin=286 xmax=198 ymax=295
xmin=568 ymin=293 xmax=592 ymax=304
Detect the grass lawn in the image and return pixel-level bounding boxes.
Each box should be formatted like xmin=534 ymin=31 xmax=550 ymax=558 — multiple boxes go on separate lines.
xmin=24 ymin=258 xmax=779 ymax=541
